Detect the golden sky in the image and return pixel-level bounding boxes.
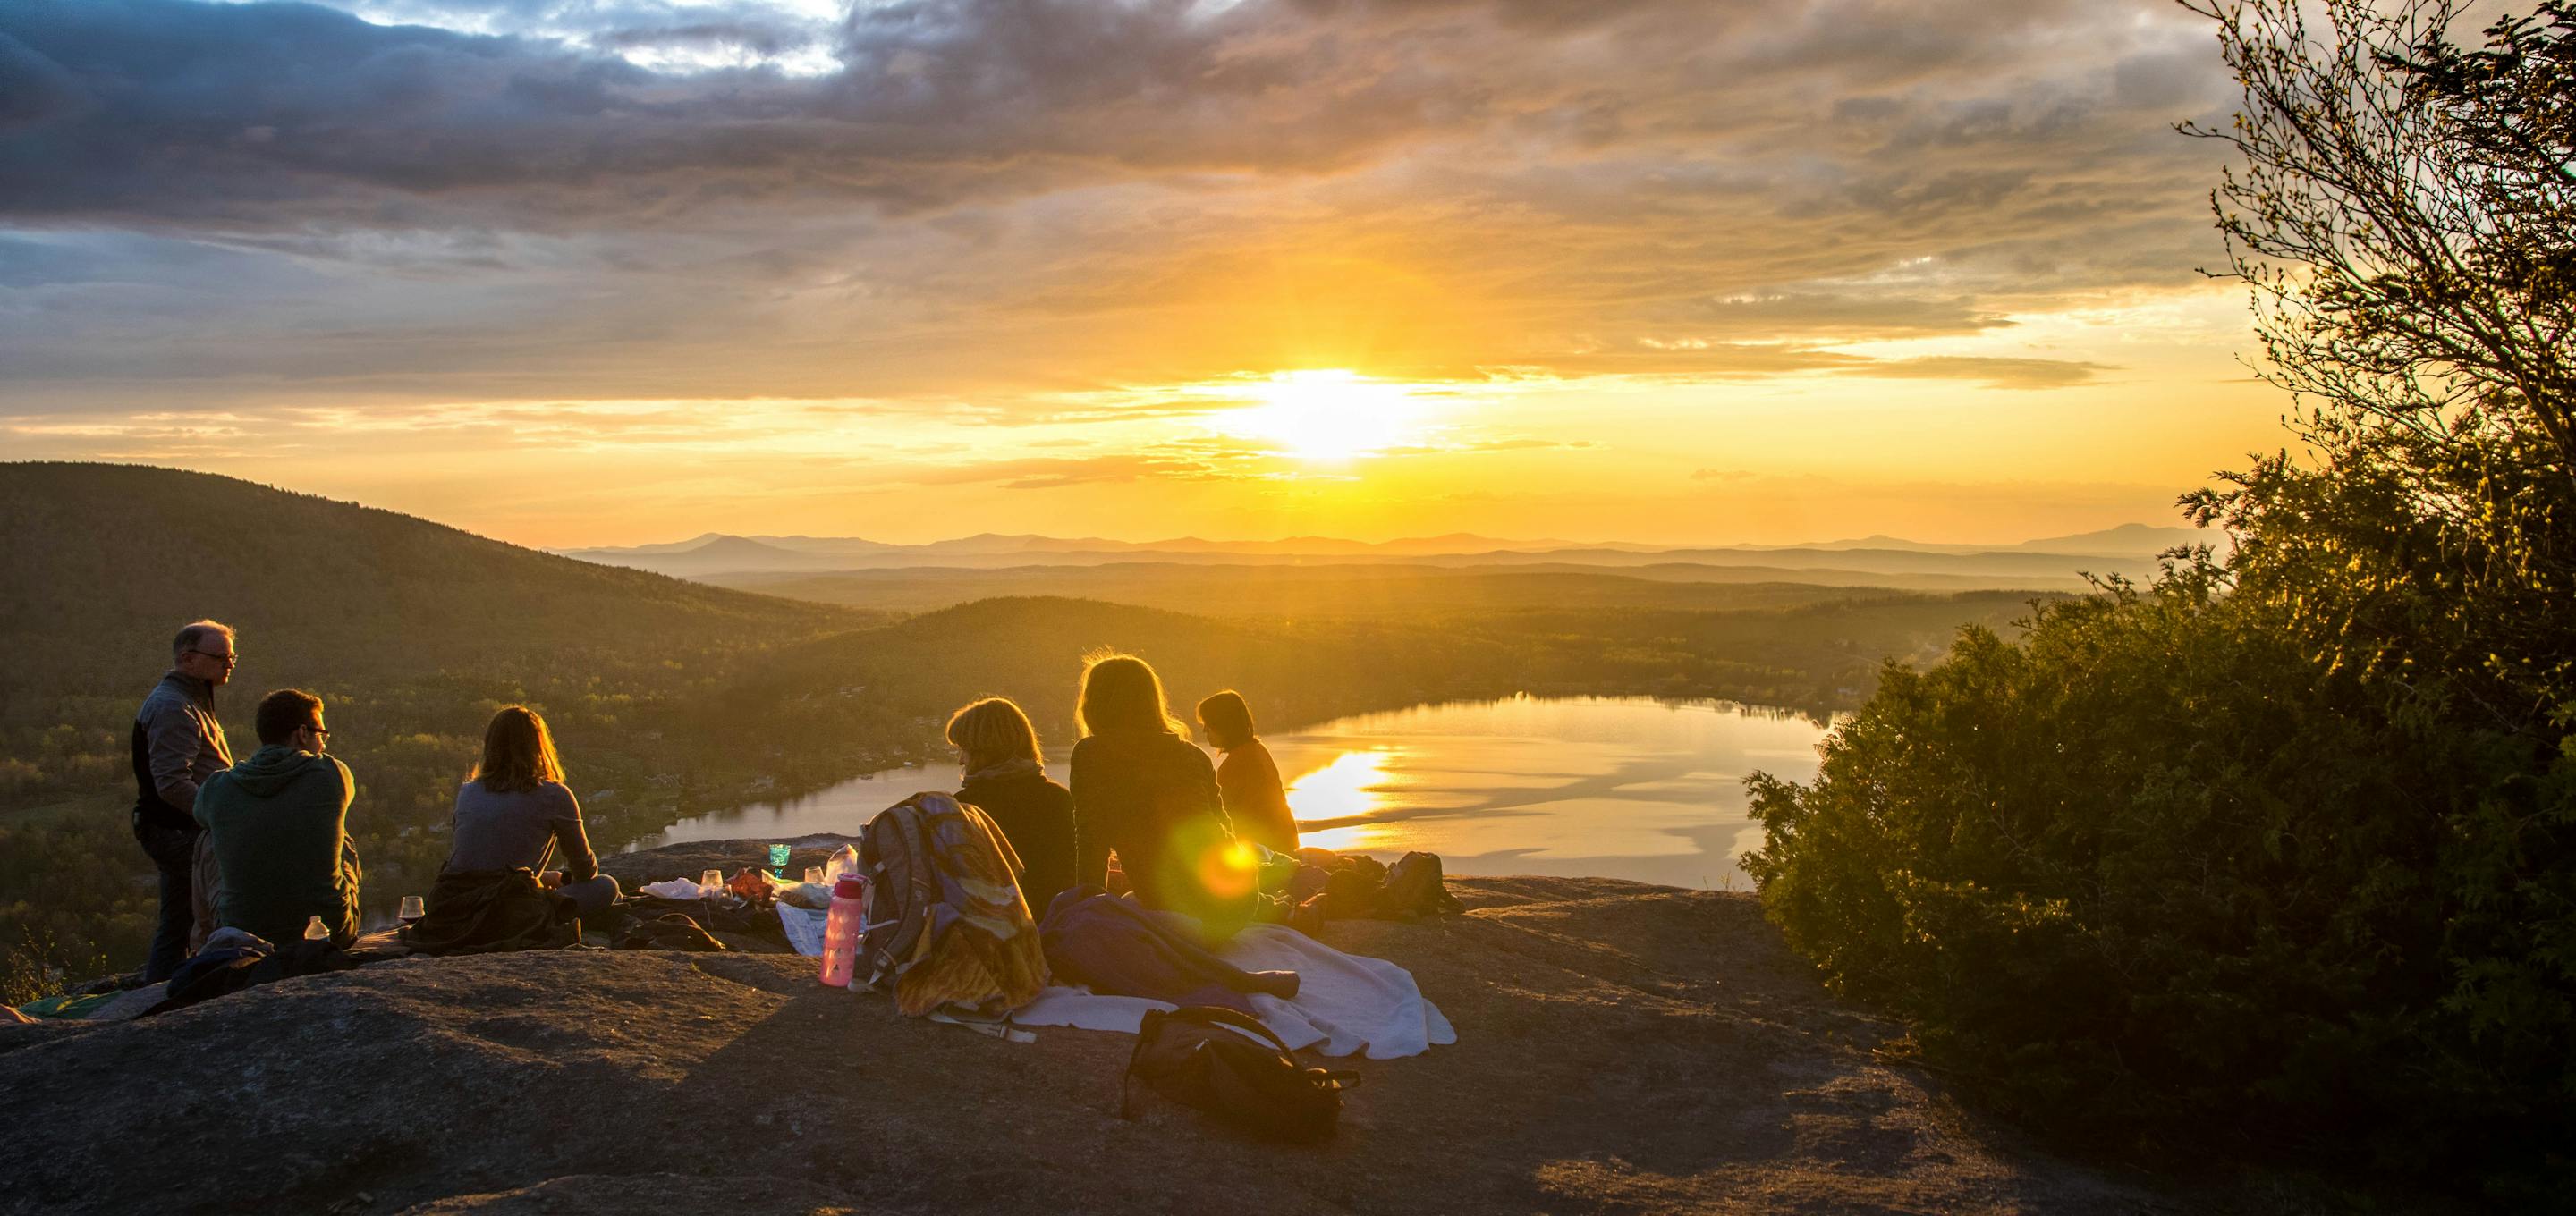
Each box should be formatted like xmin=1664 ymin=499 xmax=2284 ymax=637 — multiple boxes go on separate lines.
xmin=0 ymin=0 xmax=2285 ymax=547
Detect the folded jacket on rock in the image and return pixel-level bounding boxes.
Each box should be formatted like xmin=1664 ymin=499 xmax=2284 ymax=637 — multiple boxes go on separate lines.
xmin=142 ymin=936 xmax=357 ymax=1017
xmin=1040 ymin=885 xmax=1298 ymax=1015
xmin=404 ymin=867 xmax=577 ymax=956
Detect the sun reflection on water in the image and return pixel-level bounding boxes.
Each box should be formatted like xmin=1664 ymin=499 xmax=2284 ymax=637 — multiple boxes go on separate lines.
xmin=1286 ymin=748 xmax=1395 ymax=852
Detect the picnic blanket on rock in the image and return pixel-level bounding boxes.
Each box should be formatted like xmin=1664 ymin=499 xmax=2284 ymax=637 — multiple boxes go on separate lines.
xmin=1013 ymin=917 xmax=1454 ymax=1060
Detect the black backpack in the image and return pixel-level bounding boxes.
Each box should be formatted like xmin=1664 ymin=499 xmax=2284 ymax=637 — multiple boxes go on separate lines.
xmin=1121 ymin=1005 xmax=1356 ymax=1143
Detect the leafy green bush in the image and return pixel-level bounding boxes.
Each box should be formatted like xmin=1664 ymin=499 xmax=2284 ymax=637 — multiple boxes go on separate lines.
xmin=1743 ymin=564 xmax=2575 ymax=1186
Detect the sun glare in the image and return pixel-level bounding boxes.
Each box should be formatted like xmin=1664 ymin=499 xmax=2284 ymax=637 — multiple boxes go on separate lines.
xmin=1224 ymin=370 xmax=1430 ymax=461
xmin=1287 ymin=749 xmax=1398 ymax=852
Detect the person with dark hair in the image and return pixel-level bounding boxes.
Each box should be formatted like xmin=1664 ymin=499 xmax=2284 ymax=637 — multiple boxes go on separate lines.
xmin=440 ymin=705 xmax=619 ymax=917
xmin=193 ymin=688 xmax=363 ymax=947
xmin=131 ymin=620 xmax=237 ymax=980
xmin=1070 ymin=654 xmax=1257 ymax=937
xmin=947 ymin=697 xmax=1076 ymax=915
xmin=1196 ymin=689 xmax=1299 ymax=855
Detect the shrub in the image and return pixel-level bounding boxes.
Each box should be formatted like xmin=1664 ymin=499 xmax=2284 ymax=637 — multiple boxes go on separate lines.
xmin=1743 ymin=563 xmax=2574 ymax=1189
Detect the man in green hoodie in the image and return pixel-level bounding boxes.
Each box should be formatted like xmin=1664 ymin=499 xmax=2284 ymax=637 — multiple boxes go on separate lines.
xmin=193 ymin=688 xmax=363 ymax=947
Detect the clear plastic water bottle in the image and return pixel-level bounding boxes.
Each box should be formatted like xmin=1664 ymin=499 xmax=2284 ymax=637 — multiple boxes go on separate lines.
xmin=818 ymin=874 xmax=869 ymax=988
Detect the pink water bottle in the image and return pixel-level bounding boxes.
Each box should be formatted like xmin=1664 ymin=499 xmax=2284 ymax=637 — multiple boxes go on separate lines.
xmin=818 ymin=874 xmax=869 ymax=988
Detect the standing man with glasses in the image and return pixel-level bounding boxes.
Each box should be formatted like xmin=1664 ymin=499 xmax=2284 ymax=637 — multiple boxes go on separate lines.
xmin=131 ymin=620 xmax=237 ymax=981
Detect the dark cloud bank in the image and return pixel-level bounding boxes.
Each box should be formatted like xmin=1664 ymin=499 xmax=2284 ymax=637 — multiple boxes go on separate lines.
xmin=0 ymin=0 xmax=2240 ymax=406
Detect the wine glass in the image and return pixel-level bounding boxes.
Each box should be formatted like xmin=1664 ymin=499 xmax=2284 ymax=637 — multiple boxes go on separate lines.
xmin=397 ymin=895 xmax=425 ymax=925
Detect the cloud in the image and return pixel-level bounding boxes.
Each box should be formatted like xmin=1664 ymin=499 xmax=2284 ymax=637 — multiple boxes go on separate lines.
xmin=1858 ymin=354 xmax=2114 ymax=389
xmin=0 ymin=0 xmax=2232 ymax=225
xmin=0 ymin=0 xmax=2241 ymax=410
xmin=900 ymin=451 xmax=1265 ymax=490
xmin=1521 ymin=339 xmax=2114 ymax=387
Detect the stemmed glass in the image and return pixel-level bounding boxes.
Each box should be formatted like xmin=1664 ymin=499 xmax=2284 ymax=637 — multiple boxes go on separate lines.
xmin=397 ymin=895 xmax=425 ymax=926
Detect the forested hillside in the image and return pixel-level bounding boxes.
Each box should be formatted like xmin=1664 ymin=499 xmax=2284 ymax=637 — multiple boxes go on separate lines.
xmin=0 ymin=463 xmax=873 ymax=990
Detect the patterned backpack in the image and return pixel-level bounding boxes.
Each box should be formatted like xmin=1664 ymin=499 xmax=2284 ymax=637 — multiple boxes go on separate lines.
xmin=858 ymin=790 xmax=1049 ymax=1017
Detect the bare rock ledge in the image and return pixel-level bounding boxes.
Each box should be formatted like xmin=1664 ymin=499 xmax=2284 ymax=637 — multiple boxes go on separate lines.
xmin=0 ymin=838 xmax=2345 ymax=1215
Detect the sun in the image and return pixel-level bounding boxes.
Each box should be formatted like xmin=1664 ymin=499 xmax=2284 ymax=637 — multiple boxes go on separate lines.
xmin=1224 ymin=370 xmax=1429 ymax=461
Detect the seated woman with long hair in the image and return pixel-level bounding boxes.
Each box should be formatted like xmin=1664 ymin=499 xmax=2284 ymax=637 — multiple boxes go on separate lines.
xmin=947 ymin=697 xmax=1076 ymax=916
xmin=1196 ymin=689 xmax=1299 ymax=855
xmin=1069 ymin=653 xmax=1258 ymax=937
xmin=443 ymin=705 xmax=619 ymax=918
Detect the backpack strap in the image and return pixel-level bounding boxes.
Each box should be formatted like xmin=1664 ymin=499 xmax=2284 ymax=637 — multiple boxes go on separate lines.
xmin=1118 ymin=1008 xmax=1165 ymax=1120
xmin=1157 ymin=1003 xmax=1299 ymax=1059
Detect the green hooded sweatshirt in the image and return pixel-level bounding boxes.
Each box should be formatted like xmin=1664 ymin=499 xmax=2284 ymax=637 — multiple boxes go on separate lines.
xmin=193 ymin=745 xmax=362 ymax=946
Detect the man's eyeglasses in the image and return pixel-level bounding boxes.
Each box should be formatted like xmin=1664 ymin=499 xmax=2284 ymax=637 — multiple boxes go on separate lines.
xmin=305 ymin=726 xmax=331 ymax=741
xmin=188 ymin=649 xmax=238 ymax=668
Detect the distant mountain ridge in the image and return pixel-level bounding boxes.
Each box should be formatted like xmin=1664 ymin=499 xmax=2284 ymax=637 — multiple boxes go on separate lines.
xmin=558 ymin=523 xmax=2208 ymax=582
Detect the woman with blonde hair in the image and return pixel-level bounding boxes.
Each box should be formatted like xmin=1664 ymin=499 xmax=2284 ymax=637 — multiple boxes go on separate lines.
xmin=947 ymin=697 xmax=1076 ymax=916
xmin=440 ymin=705 xmax=619 ymax=918
xmin=1069 ymin=653 xmax=1255 ymax=937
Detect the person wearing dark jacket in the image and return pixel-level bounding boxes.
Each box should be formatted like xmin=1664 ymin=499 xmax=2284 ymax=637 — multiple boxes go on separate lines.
xmin=1069 ymin=654 xmax=1258 ymax=939
xmin=131 ymin=620 xmax=240 ymax=980
xmin=1197 ymin=689 xmax=1300 ymax=855
xmin=193 ymin=688 xmax=362 ymax=948
xmin=947 ymin=697 xmax=1076 ymax=916
xmin=442 ymin=705 xmax=620 ymax=918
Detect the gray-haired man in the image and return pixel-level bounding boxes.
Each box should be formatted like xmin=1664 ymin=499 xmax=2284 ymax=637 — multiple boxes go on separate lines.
xmin=131 ymin=621 xmax=236 ymax=981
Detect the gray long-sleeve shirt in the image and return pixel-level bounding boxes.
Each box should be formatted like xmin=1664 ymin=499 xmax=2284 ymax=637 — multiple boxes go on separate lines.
xmin=131 ymin=671 xmax=233 ymax=831
xmin=444 ymin=780 xmax=598 ymax=882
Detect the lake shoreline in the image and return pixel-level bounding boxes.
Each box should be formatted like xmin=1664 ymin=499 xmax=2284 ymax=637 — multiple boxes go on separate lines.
xmin=628 ymin=695 xmax=1829 ymax=891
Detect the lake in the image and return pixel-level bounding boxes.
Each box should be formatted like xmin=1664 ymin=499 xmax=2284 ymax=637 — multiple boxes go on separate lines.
xmin=625 ymin=696 xmax=1833 ymax=890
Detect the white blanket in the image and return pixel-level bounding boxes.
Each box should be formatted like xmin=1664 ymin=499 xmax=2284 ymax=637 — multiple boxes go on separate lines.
xmin=777 ymin=903 xmax=828 ymax=957
xmin=1011 ymin=923 xmax=1455 ymax=1060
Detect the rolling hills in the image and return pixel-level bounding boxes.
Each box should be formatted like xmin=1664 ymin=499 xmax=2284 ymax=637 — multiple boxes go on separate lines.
xmin=1 ymin=460 xmax=2042 ymax=988
xmin=0 ymin=462 xmax=866 ymax=703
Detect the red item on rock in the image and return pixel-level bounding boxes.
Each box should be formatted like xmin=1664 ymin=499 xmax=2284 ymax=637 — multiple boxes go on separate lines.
xmin=727 ymin=867 xmax=775 ymax=905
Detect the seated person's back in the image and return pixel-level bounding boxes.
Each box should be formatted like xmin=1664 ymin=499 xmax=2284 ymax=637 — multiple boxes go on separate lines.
xmin=1071 ymin=728 xmax=1232 ymax=910
xmin=1199 ymin=689 xmax=1300 ymax=855
xmin=1068 ymin=654 xmax=1255 ymax=935
xmin=946 ymin=697 xmax=1076 ymax=916
xmin=443 ymin=706 xmax=619 ymax=916
xmin=447 ymin=779 xmax=592 ymax=874
xmin=194 ymin=688 xmax=360 ymax=946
